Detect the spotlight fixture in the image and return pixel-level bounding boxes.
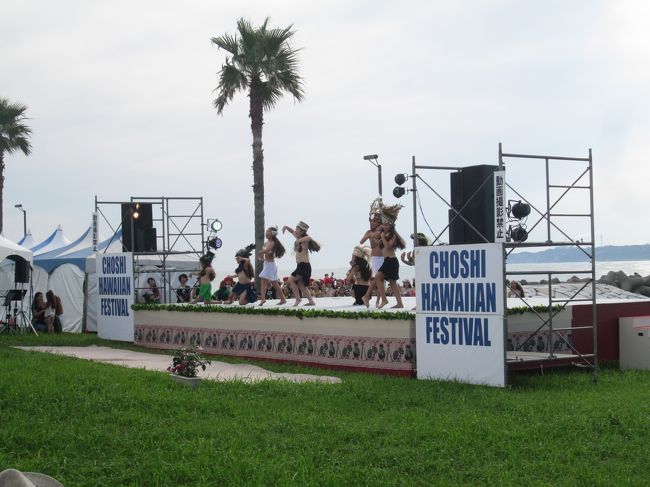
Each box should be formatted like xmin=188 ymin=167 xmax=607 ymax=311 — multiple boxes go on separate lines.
xmin=208 ymin=237 xmax=223 ymax=250
xmin=510 ymin=201 xmax=531 ymax=219
xmin=509 ymin=225 xmax=528 ymax=242
xmin=132 ymin=203 xmax=141 ymax=219
xmin=210 ymin=219 xmax=223 ymax=232
xmin=394 ymin=173 xmax=407 ymax=185
xmin=393 ymin=186 xmax=406 ymax=198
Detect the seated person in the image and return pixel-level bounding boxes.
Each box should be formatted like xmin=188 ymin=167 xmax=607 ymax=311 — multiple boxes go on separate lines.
xmin=142 ymin=277 xmax=161 ymax=304
xmin=31 ymin=292 xmax=48 ymax=333
xmin=175 ymin=274 xmax=192 ymax=303
xmin=45 ymin=290 xmax=64 ymax=333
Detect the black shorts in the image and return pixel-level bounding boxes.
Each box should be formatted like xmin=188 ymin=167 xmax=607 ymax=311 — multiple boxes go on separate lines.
xmin=352 ymin=284 xmax=369 ymax=305
xmin=378 ymin=257 xmax=399 ymax=281
xmin=291 ymin=262 xmax=312 ymax=286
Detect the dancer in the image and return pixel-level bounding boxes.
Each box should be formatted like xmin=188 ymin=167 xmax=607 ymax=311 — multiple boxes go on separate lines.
xmin=226 ymin=244 xmax=257 ymax=305
xmin=192 ymin=252 xmax=216 ymax=304
xmin=400 ymin=233 xmax=431 ymax=266
xmin=282 ymin=221 xmax=321 ymax=306
xmin=360 ymin=198 xmax=385 ymax=306
xmin=366 ymin=204 xmax=406 ymax=309
xmin=346 ymin=245 xmax=372 ymax=305
xmin=258 ymin=226 xmax=287 ymax=305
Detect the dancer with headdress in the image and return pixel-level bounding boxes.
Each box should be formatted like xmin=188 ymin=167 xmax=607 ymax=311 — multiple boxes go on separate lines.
xmin=225 ymin=244 xmax=257 ymax=305
xmin=400 ymin=233 xmax=431 ymax=266
xmin=282 ymin=221 xmax=321 ymax=306
xmin=360 ymin=198 xmax=385 ymax=306
xmin=258 ymin=226 xmax=287 ymax=306
xmin=346 ymin=245 xmax=372 ymax=305
xmin=365 ymin=203 xmax=407 ymax=309
xmin=192 ymin=252 xmax=216 ymax=304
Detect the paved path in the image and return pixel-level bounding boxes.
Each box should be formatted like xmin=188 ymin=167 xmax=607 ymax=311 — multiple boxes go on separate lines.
xmin=15 ymin=345 xmax=341 ymax=384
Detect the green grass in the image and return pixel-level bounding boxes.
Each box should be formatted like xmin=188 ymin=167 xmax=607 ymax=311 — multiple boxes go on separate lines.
xmin=1 ymin=334 xmax=649 ymax=486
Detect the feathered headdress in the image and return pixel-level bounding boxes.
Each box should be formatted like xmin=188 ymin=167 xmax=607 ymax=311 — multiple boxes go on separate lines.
xmin=381 ymin=203 xmax=403 ymax=225
xmin=369 ymin=197 xmax=383 ymax=221
xmin=352 ymin=245 xmax=371 ymax=261
xmin=235 ymin=243 xmax=255 ymax=258
xmin=410 ymin=232 xmax=431 ymax=246
xmin=200 ymin=251 xmax=214 ymax=265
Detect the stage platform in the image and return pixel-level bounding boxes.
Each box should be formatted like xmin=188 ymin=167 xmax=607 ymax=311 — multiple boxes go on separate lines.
xmin=133 ymin=287 xmax=650 ymax=378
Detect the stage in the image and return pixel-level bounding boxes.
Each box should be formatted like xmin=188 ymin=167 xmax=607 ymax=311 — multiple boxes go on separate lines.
xmin=132 ymin=286 xmax=650 ymax=377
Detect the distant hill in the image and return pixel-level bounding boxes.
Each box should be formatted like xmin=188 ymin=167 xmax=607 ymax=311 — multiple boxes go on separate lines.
xmin=507 ymin=244 xmax=650 ymax=263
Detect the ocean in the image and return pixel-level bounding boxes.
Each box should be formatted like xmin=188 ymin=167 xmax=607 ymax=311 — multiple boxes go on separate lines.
xmin=313 ymin=260 xmax=650 ymax=283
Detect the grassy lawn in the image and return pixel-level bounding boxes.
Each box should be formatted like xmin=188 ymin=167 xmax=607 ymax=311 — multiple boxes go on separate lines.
xmin=0 ymin=334 xmax=648 ymax=486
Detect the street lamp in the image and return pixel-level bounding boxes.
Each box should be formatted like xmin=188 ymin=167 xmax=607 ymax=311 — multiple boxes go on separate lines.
xmin=363 ymin=154 xmax=382 ymax=196
xmin=14 ymin=204 xmax=26 ymax=238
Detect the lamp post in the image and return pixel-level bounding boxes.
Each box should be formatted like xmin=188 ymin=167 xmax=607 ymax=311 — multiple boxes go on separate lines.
xmin=14 ymin=204 xmax=26 ymax=238
xmin=363 ymin=154 xmax=382 ymax=196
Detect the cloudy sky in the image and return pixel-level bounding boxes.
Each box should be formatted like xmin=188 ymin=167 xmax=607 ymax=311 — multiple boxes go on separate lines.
xmin=2 ymin=0 xmax=649 ymax=273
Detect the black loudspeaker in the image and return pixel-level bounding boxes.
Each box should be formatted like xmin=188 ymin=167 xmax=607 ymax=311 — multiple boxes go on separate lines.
xmin=449 ymin=165 xmax=498 ymax=244
xmin=121 ymin=203 xmax=157 ymax=252
xmin=14 ymin=259 xmax=30 ymax=283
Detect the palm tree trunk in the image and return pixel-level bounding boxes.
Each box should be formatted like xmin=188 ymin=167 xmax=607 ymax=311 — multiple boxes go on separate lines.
xmin=249 ymin=79 xmax=265 ymax=291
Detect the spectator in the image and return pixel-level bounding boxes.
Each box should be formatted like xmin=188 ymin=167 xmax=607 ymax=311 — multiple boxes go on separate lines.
xmin=45 ymin=290 xmax=63 ymax=333
xmin=175 ymin=274 xmax=192 ymax=303
xmin=31 ymin=292 xmax=48 ymax=333
xmin=143 ymin=277 xmax=161 ymax=304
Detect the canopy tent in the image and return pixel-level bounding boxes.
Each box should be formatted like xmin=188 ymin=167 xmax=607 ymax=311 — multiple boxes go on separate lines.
xmin=16 ymin=230 xmax=37 ymax=250
xmin=0 ymin=235 xmax=32 ymax=264
xmin=30 ymin=225 xmax=72 ymax=256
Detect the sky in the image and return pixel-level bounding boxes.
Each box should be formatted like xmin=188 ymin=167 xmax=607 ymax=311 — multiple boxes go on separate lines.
xmin=2 ymin=0 xmax=649 ymax=273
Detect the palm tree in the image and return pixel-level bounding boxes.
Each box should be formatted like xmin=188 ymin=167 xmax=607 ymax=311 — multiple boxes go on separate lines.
xmin=212 ymin=18 xmax=304 ymax=286
xmin=0 ymin=97 xmax=32 ymax=234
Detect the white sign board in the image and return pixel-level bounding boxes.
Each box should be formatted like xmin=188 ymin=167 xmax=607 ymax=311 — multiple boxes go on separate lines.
xmin=494 ymin=170 xmax=506 ymax=243
xmin=96 ymin=252 xmax=134 ymax=342
xmin=415 ymin=243 xmax=506 ymax=387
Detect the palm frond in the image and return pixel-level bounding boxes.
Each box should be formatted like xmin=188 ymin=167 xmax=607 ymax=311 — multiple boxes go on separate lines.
xmin=211 ymin=33 xmax=239 ymax=56
xmin=0 ymin=98 xmax=32 ymax=156
xmin=212 ymin=63 xmax=248 ymax=114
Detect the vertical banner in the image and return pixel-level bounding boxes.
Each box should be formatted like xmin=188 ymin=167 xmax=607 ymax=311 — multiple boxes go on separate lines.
xmin=96 ymin=252 xmax=134 ymax=342
xmin=415 ymin=243 xmax=506 ymax=387
xmin=92 ymin=212 xmax=98 ymax=252
xmin=494 ymin=170 xmax=506 ymax=243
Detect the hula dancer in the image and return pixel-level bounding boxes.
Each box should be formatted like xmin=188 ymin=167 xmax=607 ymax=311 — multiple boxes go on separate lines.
xmin=346 ymin=245 xmax=372 ymax=305
xmin=192 ymin=252 xmax=216 ymax=304
xmin=368 ymin=204 xmax=406 ymax=309
xmin=282 ymin=221 xmax=321 ymax=306
xmin=360 ymin=198 xmax=385 ymax=306
xmin=258 ymin=226 xmax=287 ymax=306
xmin=226 ymin=244 xmax=257 ymax=305
xmin=400 ymin=233 xmax=431 ymax=266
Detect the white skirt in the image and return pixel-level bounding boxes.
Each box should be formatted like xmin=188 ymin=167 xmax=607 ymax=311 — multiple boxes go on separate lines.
xmin=259 ymin=260 xmax=279 ymax=281
xmin=370 ymin=256 xmax=385 ymax=274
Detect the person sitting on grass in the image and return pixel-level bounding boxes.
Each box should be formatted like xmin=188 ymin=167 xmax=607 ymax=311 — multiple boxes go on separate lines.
xmin=31 ymin=292 xmax=49 ymax=333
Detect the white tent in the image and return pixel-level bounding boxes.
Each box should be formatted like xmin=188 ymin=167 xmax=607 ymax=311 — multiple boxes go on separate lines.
xmin=16 ymin=230 xmax=37 ymax=251
xmin=0 ymin=236 xmax=33 ymax=325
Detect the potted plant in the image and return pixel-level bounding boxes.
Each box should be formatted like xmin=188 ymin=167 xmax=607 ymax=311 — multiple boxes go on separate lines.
xmin=167 ymin=347 xmax=211 ymax=389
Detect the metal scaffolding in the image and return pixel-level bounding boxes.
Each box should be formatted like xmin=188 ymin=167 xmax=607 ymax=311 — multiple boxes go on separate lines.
xmin=94 ymin=196 xmax=205 ymax=303
xmin=404 ymin=143 xmax=598 ymax=382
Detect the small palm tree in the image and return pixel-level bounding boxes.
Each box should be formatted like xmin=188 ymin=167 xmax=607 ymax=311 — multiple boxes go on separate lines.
xmin=212 ymin=18 xmax=304 ymax=285
xmin=0 ymin=98 xmax=32 ymax=234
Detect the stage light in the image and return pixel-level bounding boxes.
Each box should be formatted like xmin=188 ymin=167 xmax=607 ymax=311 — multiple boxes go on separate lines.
xmin=132 ymin=203 xmax=141 ymax=219
xmin=511 ymin=201 xmax=531 ymax=219
xmin=509 ymin=225 xmax=528 ymax=242
xmin=393 ymin=186 xmax=406 ymax=198
xmin=394 ymin=173 xmax=407 ymax=185
xmin=210 ymin=219 xmax=223 ymax=232
xmin=208 ymin=237 xmax=223 ymax=250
